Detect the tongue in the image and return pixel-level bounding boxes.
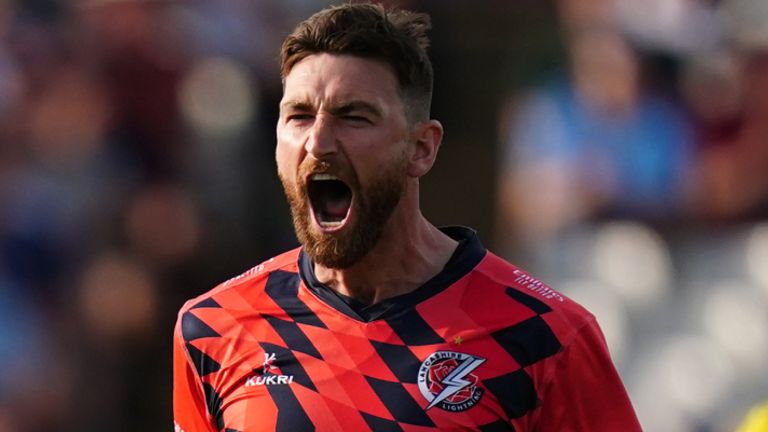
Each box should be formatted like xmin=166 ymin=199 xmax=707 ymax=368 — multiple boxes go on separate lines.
xmin=322 ymin=197 xmax=349 ymax=220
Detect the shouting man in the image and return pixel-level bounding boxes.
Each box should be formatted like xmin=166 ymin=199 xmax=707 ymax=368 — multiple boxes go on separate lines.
xmin=173 ymin=3 xmax=641 ymax=431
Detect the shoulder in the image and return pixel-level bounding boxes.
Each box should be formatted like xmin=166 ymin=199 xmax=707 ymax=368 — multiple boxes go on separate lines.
xmin=175 ymin=247 xmax=302 ymax=321
xmin=473 ymin=251 xmax=595 ymax=343
xmin=172 ymin=248 xmax=303 ymax=383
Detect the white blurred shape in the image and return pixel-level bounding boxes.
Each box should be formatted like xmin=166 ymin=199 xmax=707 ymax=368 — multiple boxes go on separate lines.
xmin=631 ymin=335 xmax=734 ymax=431
xmin=590 ymin=222 xmax=672 ymax=309
xmin=701 ymin=281 xmax=768 ymax=370
xmin=745 ymin=223 xmax=768 ymax=295
xmin=616 ymin=0 xmax=722 ymax=53
xmin=560 ymin=278 xmax=629 ymax=365
xmin=661 ymin=336 xmax=733 ymax=413
xmin=632 ymin=388 xmax=690 ymax=432
xmin=619 ymin=0 xmax=685 ymax=35
xmin=179 ymin=56 xmax=256 ymax=135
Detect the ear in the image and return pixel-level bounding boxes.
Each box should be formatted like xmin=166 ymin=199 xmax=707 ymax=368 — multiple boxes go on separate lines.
xmin=407 ymin=119 xmax=444 ymax=178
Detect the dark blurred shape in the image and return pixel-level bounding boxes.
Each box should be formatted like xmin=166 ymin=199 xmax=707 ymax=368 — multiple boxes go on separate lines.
xmin=77 ymin=251 xmax=158 ymax=340
xmin=0 ymin=274 xmax=67 ymax=431
xmin=125 ymin=183 xmax=202 ymax=267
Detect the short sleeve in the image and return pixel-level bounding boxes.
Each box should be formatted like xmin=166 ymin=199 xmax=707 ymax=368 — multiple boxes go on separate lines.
xmin=173 ymin=315 xmax=215 ymax=432
xmin=533 ymin=318 xmax=642 ymax=431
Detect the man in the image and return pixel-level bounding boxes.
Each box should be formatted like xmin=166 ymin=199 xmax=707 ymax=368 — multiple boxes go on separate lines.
xmin=173 ymin=3 xmax=641 ymax=431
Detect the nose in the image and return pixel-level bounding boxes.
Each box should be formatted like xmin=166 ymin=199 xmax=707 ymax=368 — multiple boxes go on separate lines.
xmin=305 ymin=116 xmax=338 ymax=159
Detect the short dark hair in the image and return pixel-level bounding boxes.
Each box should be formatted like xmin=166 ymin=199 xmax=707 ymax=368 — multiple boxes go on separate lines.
xmin=280 ymin=2 xmax=434 ymax=122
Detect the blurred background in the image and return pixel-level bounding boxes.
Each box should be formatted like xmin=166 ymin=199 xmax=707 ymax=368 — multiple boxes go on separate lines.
xmin=0 ymin=0 xmax=766 ymax=430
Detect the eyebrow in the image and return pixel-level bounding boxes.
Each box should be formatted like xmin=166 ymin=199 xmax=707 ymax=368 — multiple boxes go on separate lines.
xmin=280 ymin=99 xmax=383 ymax=119
xmin=328 ymin=100 xmax=383 ymax=119
xmin=280 ymin=100 xmax=314 ymax=113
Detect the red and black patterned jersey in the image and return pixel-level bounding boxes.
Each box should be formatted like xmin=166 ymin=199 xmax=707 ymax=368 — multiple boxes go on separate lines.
xmin=173 ymin=227 xmax=641 ymax=431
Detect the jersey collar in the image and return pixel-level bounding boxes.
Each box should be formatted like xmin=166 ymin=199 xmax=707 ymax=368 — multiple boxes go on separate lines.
xmin=298 ymin=226 xmax=487 ymax=322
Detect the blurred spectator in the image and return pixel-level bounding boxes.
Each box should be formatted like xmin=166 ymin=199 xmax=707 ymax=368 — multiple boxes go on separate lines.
xmin=69 ymin=250 xmax=161 ymax=431
xmin=0 ymin=274 xmax=65 ymax=431
xmin=77 ymin=0 xmax=190 ymax=180
xmin=686 ymin=0 xmax=768 ymax=222
xmin=496 ymin=1 xmax=694 ymax=246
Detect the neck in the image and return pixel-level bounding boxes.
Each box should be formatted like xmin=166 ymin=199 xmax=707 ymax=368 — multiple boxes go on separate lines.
xmin=312 ymin=199 xmax=458 ymax=305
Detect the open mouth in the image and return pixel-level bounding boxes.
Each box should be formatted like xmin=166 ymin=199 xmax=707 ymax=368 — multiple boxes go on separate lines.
xmin=307 ymin=174 xmax=353 ymax=229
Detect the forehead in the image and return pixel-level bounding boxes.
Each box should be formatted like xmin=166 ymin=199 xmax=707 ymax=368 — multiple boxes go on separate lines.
xmin=281 ymin=53 xmax=402 ymax=107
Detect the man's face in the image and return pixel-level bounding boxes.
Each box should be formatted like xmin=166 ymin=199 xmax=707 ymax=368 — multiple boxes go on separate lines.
xmin=276 ymin=54 xmax=412 ymax=268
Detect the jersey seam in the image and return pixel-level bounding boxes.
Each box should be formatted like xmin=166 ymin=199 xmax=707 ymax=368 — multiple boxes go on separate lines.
xmin=177 ymin=311 xmax=217 ymax=431
xmin=190 ymin=249 xmax=301 ymax=304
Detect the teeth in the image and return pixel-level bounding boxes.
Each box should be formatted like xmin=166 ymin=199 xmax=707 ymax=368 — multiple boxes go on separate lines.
xmin=311 ymin=173 xmax=339 ymax=181
xmin=319 ymin=221 xmax=343 ymax=228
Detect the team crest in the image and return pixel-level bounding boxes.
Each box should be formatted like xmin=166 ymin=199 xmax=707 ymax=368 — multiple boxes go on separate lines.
xmin=417 ymin=351 xmax=486 ymax=412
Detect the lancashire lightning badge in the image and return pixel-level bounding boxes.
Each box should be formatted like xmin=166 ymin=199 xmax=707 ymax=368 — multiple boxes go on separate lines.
xmin=417 ymin=351 xmax=486 ymax=412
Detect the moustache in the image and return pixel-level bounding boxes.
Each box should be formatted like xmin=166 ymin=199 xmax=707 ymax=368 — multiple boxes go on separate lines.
xmin=298 ymin=159 xmax=357 ymax=189
xmin=299 ymin=159 xmax=333 ymax=176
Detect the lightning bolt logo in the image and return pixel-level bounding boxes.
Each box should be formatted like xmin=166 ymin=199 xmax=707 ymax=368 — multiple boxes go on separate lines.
xmin=418 ymin=351 xmax=487 ymax=412
xmin=426 ymin=356 xmax=486 ymax=409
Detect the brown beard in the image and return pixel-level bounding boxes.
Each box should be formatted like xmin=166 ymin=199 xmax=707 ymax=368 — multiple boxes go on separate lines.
xmin=280 ymin=155 xmax=406 ymax=269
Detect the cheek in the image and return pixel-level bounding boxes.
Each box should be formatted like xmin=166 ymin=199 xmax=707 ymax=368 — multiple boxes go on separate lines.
xmin=275 ymin=140 xmax=297 ymax=180
xmin=355 ymin=143 xmax=409 ymax=184
xmin=275 ymin=124 xmax=305 ymax=172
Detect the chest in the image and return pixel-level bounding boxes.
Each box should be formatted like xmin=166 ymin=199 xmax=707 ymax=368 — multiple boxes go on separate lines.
xmin=204 ymin=312 xmax=543 ymax=431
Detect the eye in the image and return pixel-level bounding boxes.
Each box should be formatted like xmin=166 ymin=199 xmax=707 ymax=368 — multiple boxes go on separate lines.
xmin=287 ymin=114 xmax=314 ymax=122
xmin=284 ymin=114 xmax=315 ymax=128
xmin=342 ymin=115 xmax=372 ymax=124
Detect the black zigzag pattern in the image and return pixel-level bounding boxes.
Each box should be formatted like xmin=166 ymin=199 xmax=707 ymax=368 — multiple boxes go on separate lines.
xmin=370 ymin=340 xmax=421 ymax=384
xmin=360 ymin=411 xmax=405 ymax=432
xmin=181 ymin=312 xmax=220 ymax=342
xmin=185 ymin=343 xmax=221 ymax=377
xmin=265 ymin=270 xmax=327 ymax=328
xmin=386 ymin=310 xmax=444 ymax=346
xmin=491 ymin=315 xmax=561 ymax=368
xmin=263 ymin=314 xmax=323 ymax=360
xmin=203 ymin=382 xmax=225 ymax=430
xmin=365 ymin=376 xmax=434 ymax=427
xmin=483 ymin=369 xmax=538 ymax=419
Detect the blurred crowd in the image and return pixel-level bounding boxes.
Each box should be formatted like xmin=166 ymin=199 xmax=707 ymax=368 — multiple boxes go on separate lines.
xmin=0 ymin=0 xmax=308 ymax=429
xmin=495 ymin=1 xmax=768 ymax=431
xmin=496 ymin=0 xmax=768 ymax=242
xmin=0 ymin=0 xmax=765 ymax=431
